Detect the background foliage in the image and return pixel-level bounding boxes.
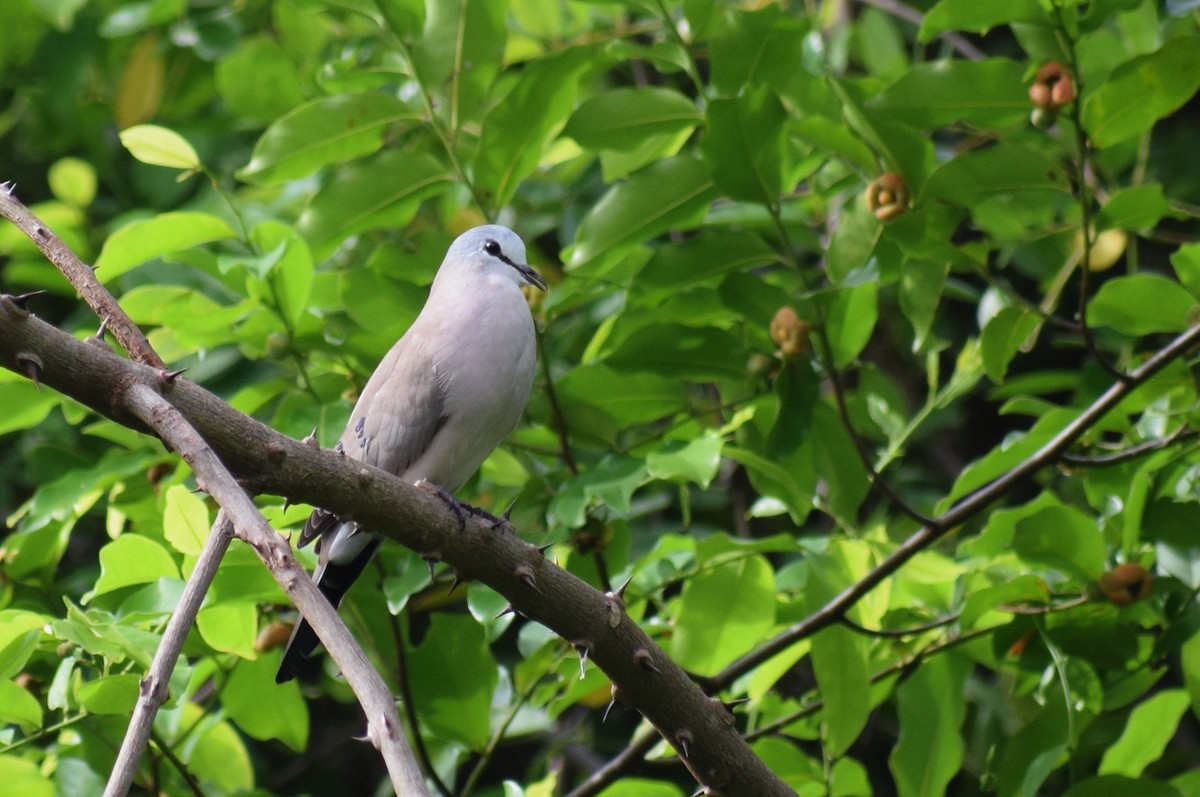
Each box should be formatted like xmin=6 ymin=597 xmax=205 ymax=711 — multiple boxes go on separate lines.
xmin=3 ymin=0 xmax=1200 ymax=795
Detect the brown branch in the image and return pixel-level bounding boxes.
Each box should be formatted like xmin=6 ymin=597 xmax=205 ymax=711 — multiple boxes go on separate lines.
xmin=0 ymin=183 xmax=165 ymax=369
xmin=0 ymin=298 xmax=794 ymax=797
xmin=119 ymin=378 xmax=430 ymax=796
xmin=710 ymin=319 xmax=1200 ymax=689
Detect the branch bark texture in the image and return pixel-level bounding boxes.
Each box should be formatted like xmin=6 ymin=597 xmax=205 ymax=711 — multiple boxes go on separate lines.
xmin=0 ymin=296 xmax=794 ymax=796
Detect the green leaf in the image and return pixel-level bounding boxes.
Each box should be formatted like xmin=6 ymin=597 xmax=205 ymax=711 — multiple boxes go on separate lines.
xmin=409 ymin=613 xmax=498 ymax=750
xmin=185 ymin=706 xmax=254 ymax=791
xmin=646 ymin=435 xmax=723 ymax=488
xmin=826 ymin=203 xmax=882 ymax=284
xmin=251 ymin=220 xmax=314 ymax=328
xmin=1099 ymin=689 xmax=1190 ymax=777
xmin=889 ymin=655 xmax=967 ymax=797
xmin=594 ymin=779 xmax=685 ymax=797
xmin=474 ymin=47 xmax=593 ymax=208
xmin=224 ymin=653 xmax=309 ymax=751
xmin=638 ymin=230 xmax=776 ymax=291
xmin=75 ymin=673 xmax=140 ymax=714
xmin=960 ymin=575 xmax=1049 ymax=628
xmin=567 ymin=156 xmax=717 ymax=269
xmin=163 ymin=484 xmax=209 ymax=556
xmin=1063 ymin=776 xmax=1183 ymax=797
xmin=605 ymin=323 xmax=747 ymax=380
xmin=0 ymin=754 xmax=53 ymax=797
xmin=563 ymin=87 xmax=700 ymax=152
xmin=899 ymin=258 xmax=947 ymax=349
xmin=702 ymin=87 xmax=786 ymax=204
xmin=1082 ymin=35 xmax=1200 ymax=148
xmin=922 ymin=143 xmax=1070 ymax=206
xmin=0 ymin=382 xmax=57 ymax=436
xmin=90 ymin=535 xmax=180 ymax=598
xmin=548 ymin=456 xmax=647 ymax=529
xmin=196 ymin=602 xmax=258 ymax=658
xmin=1096 ymin=184 xmax=1174 ymax=231
xmin=0 ymin=610 xmax=49 ymax=681
xmin=373 ymin=0 xmax=425 ymax=38
xmin=411 ymin=0 xmax=506 ymax=126
xmin=919 ymin=0 xmax=1046 ymax=41
xmin=1087 ymin=274 xmax=1196 ymax=335
xmin=214 ymin=36 xmax=307 ymax=125
xmin=298 ymin=150 xmax=452 ymax=249
xmin=48 ymin=157 xmax=97 ymax=209
xmin=0 ymin=678 xmax=43 ymax=731
xmin=1170 ymin=243 xmax=1200 ymax=298
xmin=119 ymin=124 xmax=201 ymax=170
xmin=238 ymin=94 xmax=418 ymax=185
xmin=867 ymin=58 xmax=1029 ymax=129
xmin=825 ymin=282 xmax=878 ymax=368
xmin=95 ymin=212 xmax=238 ymax=279
xmin=1012 ymin=501 xmax=1106 ymax=581
xmin=555 ymin=364 xmax=687 ymax=444
xmin=981 ymin=306 xmax=1040 ymax=383
xmin=995 ymin=699 xmax=1069 ymax=797
xmin=709 ymin=5 xmax=810 ymax=97
xmin=670 ymin=555 xmax=776 ymax=676
xmin=806 ymin=547 xmax=870 ymax=756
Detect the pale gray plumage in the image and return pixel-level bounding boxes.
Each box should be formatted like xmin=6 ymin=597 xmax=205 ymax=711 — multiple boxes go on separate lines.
xmin=277 ymin=225 xmax=545 ymax=683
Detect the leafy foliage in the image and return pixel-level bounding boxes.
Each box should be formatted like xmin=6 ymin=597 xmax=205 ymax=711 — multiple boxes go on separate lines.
xmin=2 ymin=1 xmax=1200 ymax=795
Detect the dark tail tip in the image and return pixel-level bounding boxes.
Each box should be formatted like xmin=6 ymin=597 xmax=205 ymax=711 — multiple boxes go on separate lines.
xmin=275 ymin=619 xmax=321 ymax=683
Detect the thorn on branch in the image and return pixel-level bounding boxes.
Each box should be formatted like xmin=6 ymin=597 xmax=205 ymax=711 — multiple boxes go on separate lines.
xmin=448 ymin=572 xmax=465 ymax=596
xmin=301 ymin=427 xmax=320 ymax=447
xmin=513 ymin=563 xmax=539 ymax=592
xmin=11 ymin=290 xmax=47 ymax=311
xmin=2 ymin=181 xmax=15 ymax=195
xmin=676 ymin=729 xmax=693 ymax=759
xmin=16 ymin=351 xmax=42 ymax=389
xmin=158 ymin=367 xmax=187 ymax=388
xmin=494 ymin=603 xmax=515 ymax=620
xmin=536 ymin=542 xmax=553 ymax=557
xmin=420 ymin=551 xmax=440 ymax=580
xmin=632 ymin=647 xmax=660 ymax=674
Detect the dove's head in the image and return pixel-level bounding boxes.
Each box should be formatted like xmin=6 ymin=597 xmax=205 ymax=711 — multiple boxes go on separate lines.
xmin=441 ymin=225 xmax=547 ymax=292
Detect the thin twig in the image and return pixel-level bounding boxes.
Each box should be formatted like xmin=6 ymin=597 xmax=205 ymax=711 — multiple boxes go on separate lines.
xmin=383 ymin=588 xmax=453 ymax=797
xmin=0 ymin=183 xmax=166 ymax=369
xmin=103 ymin=514 xmax=234 ymax=797
xmin=1060 ymin=426 xmax=1197 ymax=467
xmin=1051 ymin=9 xmax=1130 ymax=384
xmin=710 ymin=319 xmax=1200 ymax=689
xmin=854 ymin=0 xmax=987 ymax=61
xmin=120 ymin=382 xmax=430 ymax=797
xmin=839 ymin=609 xmax=961 ymax=638
xmin=815 ymin=326 xmax=936 ymax=527
xmin=563 ymin=729 xmax=661 ymax=797
xmin=149 ymin=728 xmax=207 ymax=797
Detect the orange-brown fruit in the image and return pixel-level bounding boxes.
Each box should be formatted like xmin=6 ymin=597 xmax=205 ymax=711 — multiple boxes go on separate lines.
xmin=864 ymin=172 xmax=909 ymax=222
xmin=769 ymin=306 xmax=811 ymax=358
xmin=1029 ymin=61 xmax=1076 ymax=111
xmin=1097 ymin=563 xmax=1153 ymax=607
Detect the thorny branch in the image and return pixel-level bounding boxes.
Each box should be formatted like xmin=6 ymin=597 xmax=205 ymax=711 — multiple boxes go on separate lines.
xmin=0 ymin=184 xmax=794 ymax=797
